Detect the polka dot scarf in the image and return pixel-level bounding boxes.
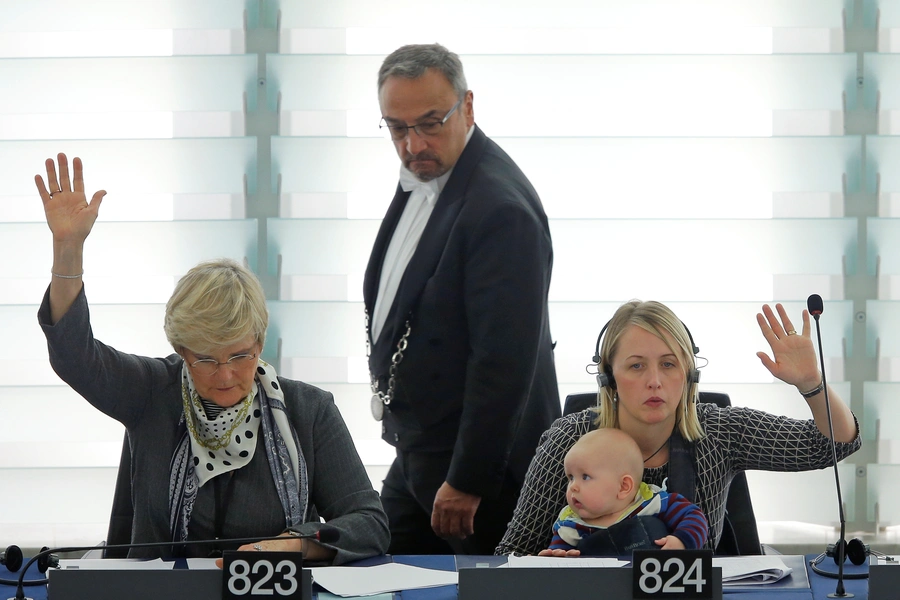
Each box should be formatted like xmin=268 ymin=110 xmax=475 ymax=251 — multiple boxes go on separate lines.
xmin=168 ymin=359 xmax=308 ymax=542
xmin=182 ymin=372 xmax=261 ymax=487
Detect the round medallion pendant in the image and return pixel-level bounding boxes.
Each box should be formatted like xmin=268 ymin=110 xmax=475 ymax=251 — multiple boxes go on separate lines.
xmin=371 ymin=395 xmax=384 ymax=421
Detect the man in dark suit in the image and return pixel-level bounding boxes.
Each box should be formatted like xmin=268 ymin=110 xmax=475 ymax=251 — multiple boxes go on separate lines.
xmin=364 ymin=43 xmax=560 ymax=555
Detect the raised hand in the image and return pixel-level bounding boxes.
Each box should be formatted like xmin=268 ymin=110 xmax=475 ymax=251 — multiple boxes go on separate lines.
xmin=35 ymin=153 xmax=106 ymax=245
xmin=36 ymin=153 xmax=107 ymax=323
xmin=755 ymin=303 xmax=821 ymax=391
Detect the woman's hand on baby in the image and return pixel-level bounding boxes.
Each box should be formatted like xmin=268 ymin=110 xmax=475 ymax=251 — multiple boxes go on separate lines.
xmin=537 ymin=548 xmax=581 ymax=557
xmin=654 ymin=536 xmax=685 ymax=550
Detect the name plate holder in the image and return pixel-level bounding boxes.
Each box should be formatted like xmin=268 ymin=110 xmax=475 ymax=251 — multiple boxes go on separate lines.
xmin=459 ymin=565 xmax=722 ymax=600
xmin=869 ymin=555 xmax=900 ymax=598
xmin=48 ymin=568 xmax=312 ymax=600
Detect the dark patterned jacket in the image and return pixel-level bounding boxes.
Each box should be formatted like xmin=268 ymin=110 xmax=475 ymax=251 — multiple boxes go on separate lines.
xmin=39 ymin=286 xmax=389 ymax=563
xmin=496 ymin=403 xmax=861 ymax=555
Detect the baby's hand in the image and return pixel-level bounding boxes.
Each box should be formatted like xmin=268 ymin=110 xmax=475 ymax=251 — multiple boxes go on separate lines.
xmin=537 ymin=548 xmax=582 ymax=557
xmin=654 ymin=536 xmax=685 ymax=550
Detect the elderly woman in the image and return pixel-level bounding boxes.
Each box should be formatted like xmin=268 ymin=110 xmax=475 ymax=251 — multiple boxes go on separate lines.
xmin=36 ymin=154 xmax=389 ymax=563
xmin=497 ymin=299 xmax=861 ymax=556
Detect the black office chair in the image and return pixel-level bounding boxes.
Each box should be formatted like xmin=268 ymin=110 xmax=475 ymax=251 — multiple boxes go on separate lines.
xmin=563 ymin=391 xmax=762 ymax=556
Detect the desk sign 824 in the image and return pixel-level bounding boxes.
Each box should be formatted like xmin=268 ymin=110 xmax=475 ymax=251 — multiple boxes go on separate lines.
xmin=632 ymin=549 xmax=713 ymax=599
xmin=222 ymin=551 xmax=305 ymax=599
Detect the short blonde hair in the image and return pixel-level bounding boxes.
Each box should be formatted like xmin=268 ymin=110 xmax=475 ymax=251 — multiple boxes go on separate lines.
xmin=593 ymin=300 xmax=704 ymax=441
xmin=164 ymin=258 xmax=268 ymax=355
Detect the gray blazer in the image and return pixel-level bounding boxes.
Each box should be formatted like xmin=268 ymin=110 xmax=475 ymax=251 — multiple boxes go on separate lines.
xmin=39 ymin=286 xmax=389 ymax=564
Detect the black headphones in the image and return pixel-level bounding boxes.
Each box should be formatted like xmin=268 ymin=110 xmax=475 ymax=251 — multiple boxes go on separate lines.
xmin=0 ymin=544 xmax=57 ymax=587
xmin=809 ymin=539 xmax=892 ymax=579
xmin=592 ymin=319 xmax=701 ymax=391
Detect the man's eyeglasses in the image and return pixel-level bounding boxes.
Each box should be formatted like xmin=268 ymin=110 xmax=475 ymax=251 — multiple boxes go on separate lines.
xmin=379 ymin=99 xmax=462 ymax=141
xmin=189 ymin=353 xmax=257 ymax=376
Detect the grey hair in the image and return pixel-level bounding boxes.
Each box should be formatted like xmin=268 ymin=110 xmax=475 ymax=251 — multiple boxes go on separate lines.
xmin=164 ymin=258 xmax=268 ymax=355
xmin=377 ymin=43 xmax=468 ymax=99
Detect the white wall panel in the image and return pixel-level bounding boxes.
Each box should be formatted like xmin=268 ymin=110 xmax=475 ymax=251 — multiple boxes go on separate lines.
xmin=271 ymin=55 xmax=855 ymax=137
xmin=273 ymin=137 xmax=860 ymax=219
xmin=1 ymin=0 xmax=881 ymax=549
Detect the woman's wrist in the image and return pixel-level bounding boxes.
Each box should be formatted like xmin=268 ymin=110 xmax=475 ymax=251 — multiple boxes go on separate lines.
xmin=51 ymin=244 xmax=85 ymax=277
xmin=281 ymin=529 xmax=308 ymax=556
xmin=799 ymin=378 xmax=825 ymax=399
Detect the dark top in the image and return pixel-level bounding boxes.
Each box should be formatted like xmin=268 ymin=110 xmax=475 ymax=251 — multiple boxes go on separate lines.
xmin=364 ymin=125 xmax=561 ymax=499
xmin=39 ymin=286 xmax=389 ymax=563
xmin=497 ymin=403 xmax=861 ymax=555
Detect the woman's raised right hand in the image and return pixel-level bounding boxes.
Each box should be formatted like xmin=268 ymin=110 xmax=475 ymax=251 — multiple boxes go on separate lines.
xmin=35 ymin=153 xmax=106 ymax=245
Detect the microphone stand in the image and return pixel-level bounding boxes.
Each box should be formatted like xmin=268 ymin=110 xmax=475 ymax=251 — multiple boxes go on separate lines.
xmin=811 ymin=309 xmax=852 ymax=599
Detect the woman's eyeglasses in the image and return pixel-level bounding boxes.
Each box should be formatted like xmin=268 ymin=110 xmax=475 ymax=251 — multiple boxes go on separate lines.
xmin=189 ymin=353 xmax=257 ymax=376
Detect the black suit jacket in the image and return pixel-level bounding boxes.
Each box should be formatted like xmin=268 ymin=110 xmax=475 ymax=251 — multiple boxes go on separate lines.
xmin=364 ymin=125 xmax=560 ymax=500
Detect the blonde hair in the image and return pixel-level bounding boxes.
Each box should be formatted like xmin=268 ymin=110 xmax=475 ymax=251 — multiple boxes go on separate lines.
xmin=593 ymin=300 xmax=704 ymax=441
xmin=164 ymin=258 xmax=268 ymax=355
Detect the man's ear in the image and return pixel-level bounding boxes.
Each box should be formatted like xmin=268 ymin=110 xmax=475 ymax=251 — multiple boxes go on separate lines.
xmin=618 ymin=474 xmax=636 ymax=500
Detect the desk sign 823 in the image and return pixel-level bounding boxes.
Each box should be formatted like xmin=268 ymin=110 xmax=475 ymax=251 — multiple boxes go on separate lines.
xmin=222 ymin=551 xmax=305 ymax=599
xmin=632 ymin=549 xmax=713 ymax=599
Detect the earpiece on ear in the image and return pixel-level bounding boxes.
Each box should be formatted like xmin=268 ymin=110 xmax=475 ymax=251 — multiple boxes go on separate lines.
xmin=596 ymin=369 xmax=616 ymax=390
xmin=593 ymin=318 xmax=699 ymax=391
xmin=689 ymin=368 xmax=701 ymax=384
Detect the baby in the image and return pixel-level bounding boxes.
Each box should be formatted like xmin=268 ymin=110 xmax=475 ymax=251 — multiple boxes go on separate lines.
xmin=542 ymin=428 xmax=708 ymax=555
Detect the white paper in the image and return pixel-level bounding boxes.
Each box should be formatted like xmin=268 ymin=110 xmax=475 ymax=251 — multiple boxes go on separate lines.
xmin=713 ymin=555 xmax=792 ymax=585
xmin=56 ymin=558 xmax=175 ymax=570
xmin=310 ymin=563 xmax=458 ymax=597
xmin=186 ymin=557 xmax=221 ymax=570
xmin=505 ymin=555 xmax=629 ymax=568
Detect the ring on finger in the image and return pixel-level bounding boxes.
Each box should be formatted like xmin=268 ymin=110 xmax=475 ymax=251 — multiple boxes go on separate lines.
xmin=786 ymin=329 xmax=797 ymax=336
xmin=253 ymin=544 xmax=263 ymax=552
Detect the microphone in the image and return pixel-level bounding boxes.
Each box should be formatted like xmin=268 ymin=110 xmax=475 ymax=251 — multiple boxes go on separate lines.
xmin=808 ymin=293 xmax=824 ymax=317
xmin=806 ymin=293 xmax=852 ymax=598
xmin=7 ymin=526 xmax=339 ymax=600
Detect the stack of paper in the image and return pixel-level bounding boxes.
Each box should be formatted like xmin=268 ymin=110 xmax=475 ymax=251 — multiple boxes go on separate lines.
xmin=505 ymin=556 xmax=629 ymax=568
xmin=713 ymin=556 xmax=792 ymax=585
xmin=310 ymin=563 xmax=458 ymax=597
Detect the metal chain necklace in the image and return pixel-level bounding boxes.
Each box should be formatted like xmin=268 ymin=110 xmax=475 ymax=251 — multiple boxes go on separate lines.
xmin=365 ymin=308 xmax=412 ymax=421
